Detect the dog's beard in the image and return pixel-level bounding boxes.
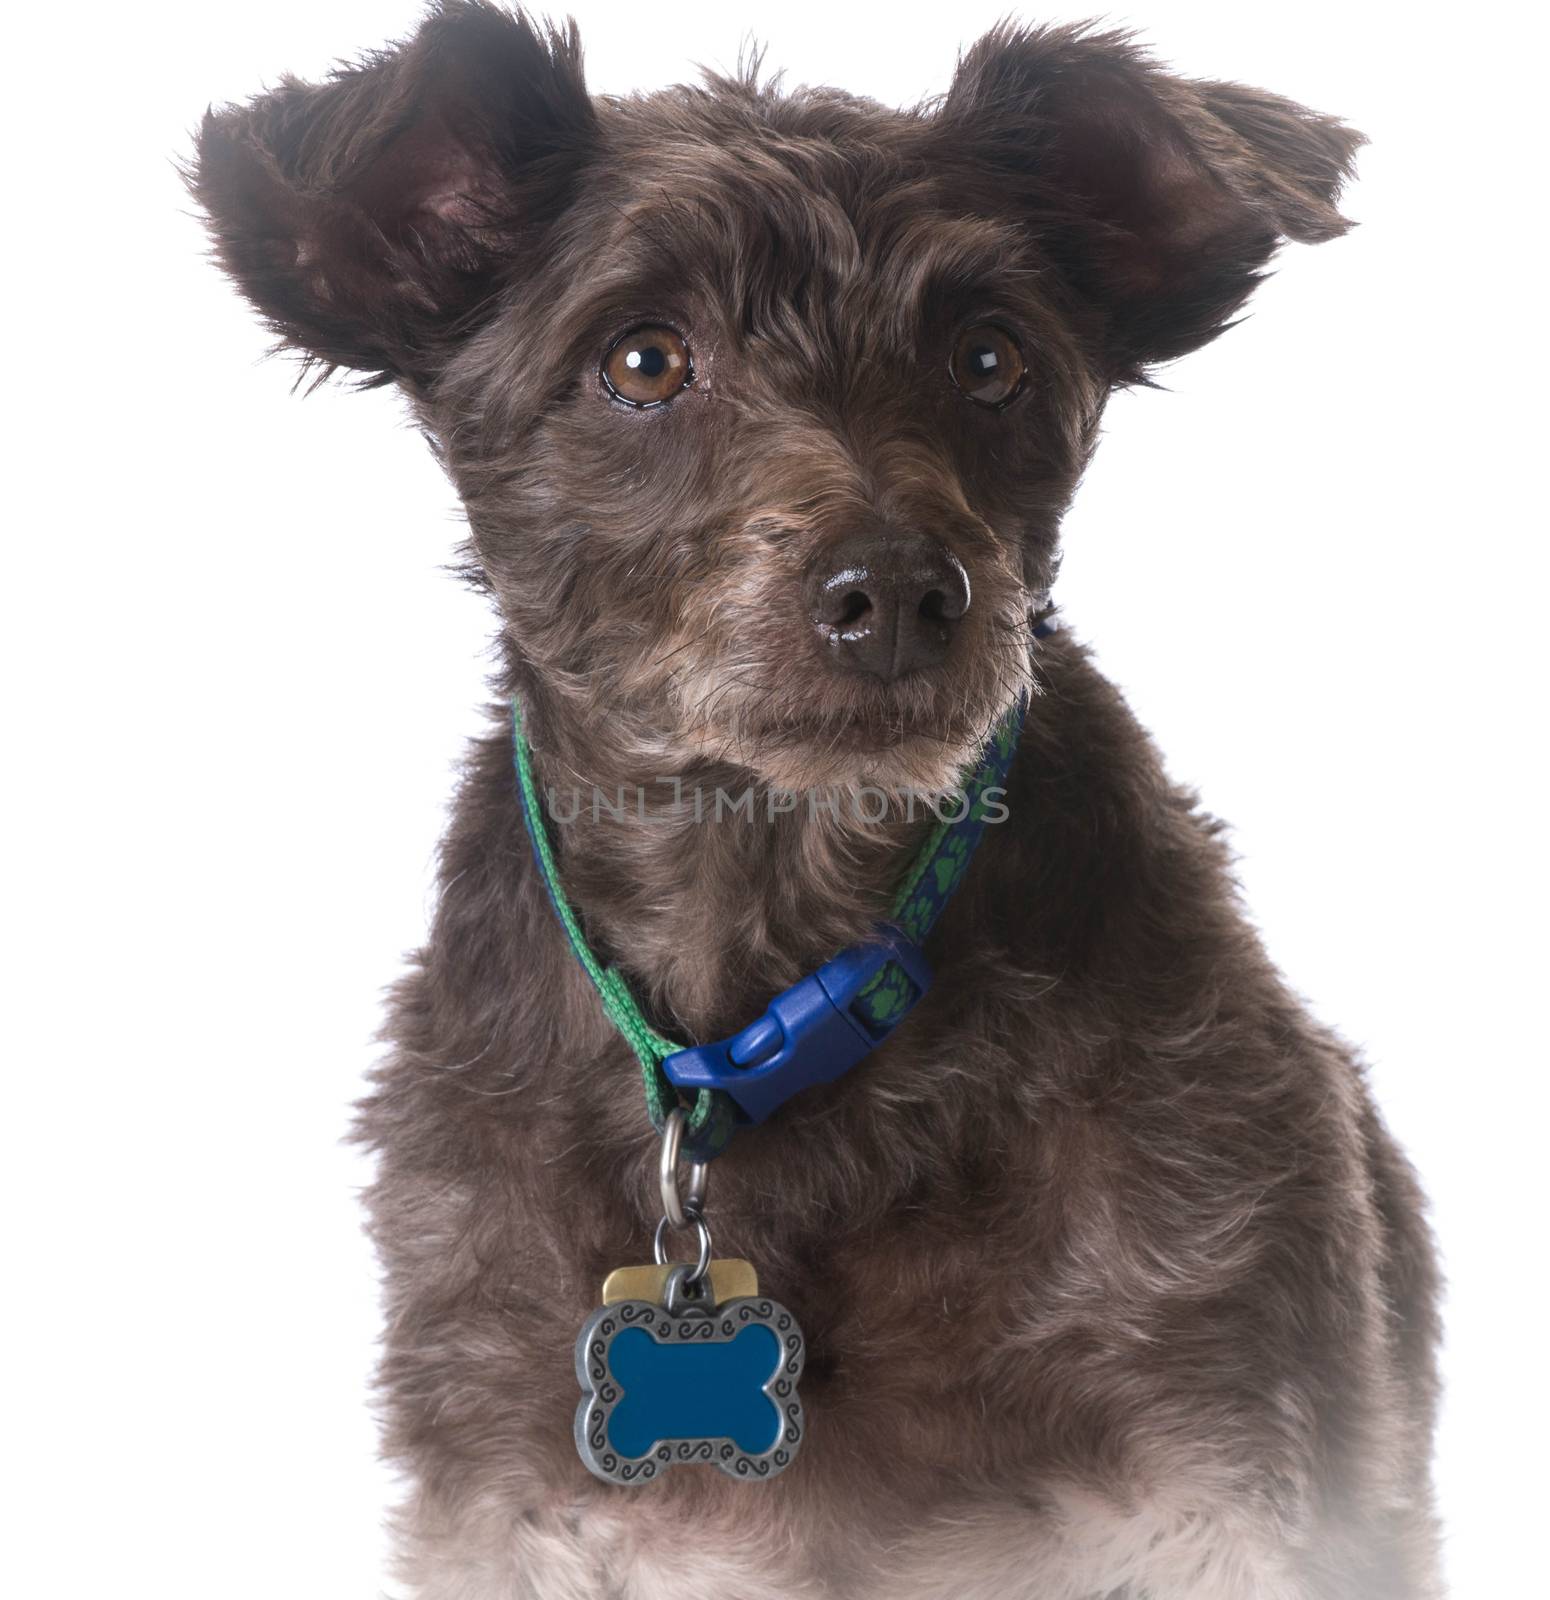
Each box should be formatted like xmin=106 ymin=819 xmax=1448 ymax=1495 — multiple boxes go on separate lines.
xmin=586 ymin=538 xmax=1038 ymax=794
xmin=665 ymin=625 xmax=1033 ymax=794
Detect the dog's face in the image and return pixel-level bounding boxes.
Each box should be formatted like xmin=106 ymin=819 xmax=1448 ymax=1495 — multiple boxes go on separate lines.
xmin=194 ymin=5 xmax=1360 ymax=791
xmin=445 ymin=95 xmax=1100 ymax=793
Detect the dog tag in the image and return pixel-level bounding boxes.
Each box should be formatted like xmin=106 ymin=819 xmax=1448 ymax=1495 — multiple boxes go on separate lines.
xmin=601 ymin=1258 xmax=758 ymax=1306
xmin=574 ymin=1265 xmax=805 ymax=1485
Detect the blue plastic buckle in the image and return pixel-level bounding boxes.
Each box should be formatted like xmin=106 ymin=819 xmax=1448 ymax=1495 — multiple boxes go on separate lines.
xmin=661 ymin=927 xmax=933 ymax=1125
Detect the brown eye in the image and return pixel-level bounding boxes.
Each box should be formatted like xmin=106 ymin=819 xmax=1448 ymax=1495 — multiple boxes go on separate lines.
xmin=602 ymin=324 xmax=693 ymax=406
xmin=950 ymin=324 xmax=1025 ymax=407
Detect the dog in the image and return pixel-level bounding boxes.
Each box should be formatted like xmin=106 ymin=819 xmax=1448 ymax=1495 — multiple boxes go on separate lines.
xmin=191 ymin=6 xmax=1442 ymax=1595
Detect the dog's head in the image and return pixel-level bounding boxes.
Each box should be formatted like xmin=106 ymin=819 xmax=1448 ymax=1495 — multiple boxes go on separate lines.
xmin=193 ymin=4 xmax=1360 ymax=791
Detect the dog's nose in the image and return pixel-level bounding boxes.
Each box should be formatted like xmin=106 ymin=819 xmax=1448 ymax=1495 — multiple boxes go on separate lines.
xmin=804 ymin=531 xmax=970 ymax=680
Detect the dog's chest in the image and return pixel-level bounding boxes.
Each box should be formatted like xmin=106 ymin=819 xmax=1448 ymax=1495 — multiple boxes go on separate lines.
xmin=548 ymin=1167 xmax=1299 ymax=1598
xmin=557 ymin=1237 xmax=1131 ymax=1571
xmin=556 ymin=1451 xmax=1296 ymax=1600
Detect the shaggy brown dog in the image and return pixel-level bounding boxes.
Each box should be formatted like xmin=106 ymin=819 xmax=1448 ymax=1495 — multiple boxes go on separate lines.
xmin=192 ymin=6 xmax=1441 ymax=1595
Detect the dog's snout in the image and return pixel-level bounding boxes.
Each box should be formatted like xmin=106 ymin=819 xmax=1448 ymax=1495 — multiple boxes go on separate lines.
xmin=804 ymin=531 xmax=970 ymax=681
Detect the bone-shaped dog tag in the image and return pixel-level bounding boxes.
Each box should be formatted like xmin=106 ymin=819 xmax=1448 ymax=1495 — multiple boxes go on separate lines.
xmin=574 ymin=1265 xmax=805 ymax=1485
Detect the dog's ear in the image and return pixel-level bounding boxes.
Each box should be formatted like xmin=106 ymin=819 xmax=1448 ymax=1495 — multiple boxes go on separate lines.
xmin=189 ymin=2 xmax=594 ymax=385
xmin=937 ymin=23 xmax=1364 ymax=380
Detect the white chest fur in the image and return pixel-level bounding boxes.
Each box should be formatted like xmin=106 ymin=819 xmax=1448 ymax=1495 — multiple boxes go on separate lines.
xmin=408 ymin=1481 xmax=1317 ymax=1600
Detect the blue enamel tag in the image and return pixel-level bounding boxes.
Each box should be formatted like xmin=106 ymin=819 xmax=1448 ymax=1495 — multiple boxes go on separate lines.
xmin=574 ymin=1285 xmax=805 ymax=1484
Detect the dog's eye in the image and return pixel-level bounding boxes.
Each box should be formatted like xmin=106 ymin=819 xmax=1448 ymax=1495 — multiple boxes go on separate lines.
xmin=602 ymin=325 xmax=693 ymax=407
xmin=950 ymin=325 xmax=1025 ymax=408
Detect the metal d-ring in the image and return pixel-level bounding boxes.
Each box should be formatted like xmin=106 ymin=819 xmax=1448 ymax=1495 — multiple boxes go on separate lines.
xmin=653 ymin=1212 xmax=713 ymax=1286
xmin=658 ymin=1107 xmax=709 ymax=1230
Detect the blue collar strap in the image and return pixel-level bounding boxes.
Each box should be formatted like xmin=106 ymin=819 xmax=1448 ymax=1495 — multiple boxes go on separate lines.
xmin=512 ymin=615 xmax=1050 ymax=1161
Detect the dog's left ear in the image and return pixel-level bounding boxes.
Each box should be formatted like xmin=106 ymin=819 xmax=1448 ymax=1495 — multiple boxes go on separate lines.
xmin=936 ymin=23 xmax=1365 ymax=380
xmin=189 ymin=2 xmax=595 ymax=385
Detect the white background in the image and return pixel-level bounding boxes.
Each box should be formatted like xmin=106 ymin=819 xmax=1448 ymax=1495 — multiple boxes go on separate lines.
xmin=5 ymin=2 xmax=1545 ymax=1594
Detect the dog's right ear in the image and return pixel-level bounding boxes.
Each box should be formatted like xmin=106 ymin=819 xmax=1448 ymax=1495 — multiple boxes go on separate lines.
xmin=189 ymin=2 xmax=594 ymax=385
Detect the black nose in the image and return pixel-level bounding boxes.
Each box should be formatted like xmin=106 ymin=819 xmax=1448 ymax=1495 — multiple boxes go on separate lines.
xmin=804 ymin=530 xmax=971 ymax=680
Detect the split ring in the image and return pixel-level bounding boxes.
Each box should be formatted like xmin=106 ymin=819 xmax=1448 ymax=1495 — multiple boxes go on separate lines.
xmin=658 ymin=1107 xmax=710 ymax=1230
xmin=653 ymin=1212 xmax=713 ymax=1285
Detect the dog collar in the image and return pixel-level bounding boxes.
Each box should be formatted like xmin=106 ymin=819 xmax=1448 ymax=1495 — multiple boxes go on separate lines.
xmin=513 ymin=612 xmax=1053 ymax=1161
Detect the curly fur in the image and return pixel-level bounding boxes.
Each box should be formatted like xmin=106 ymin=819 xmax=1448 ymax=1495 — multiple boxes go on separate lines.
xmin=191 ymin=7 xmax=1439 ymax=1596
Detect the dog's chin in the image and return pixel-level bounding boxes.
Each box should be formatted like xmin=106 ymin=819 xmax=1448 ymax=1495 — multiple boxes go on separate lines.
xmin=698 ymin=695 xmax=1006 ymax=797
xmin=754 ymin=735 xmax=978 ymax=796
